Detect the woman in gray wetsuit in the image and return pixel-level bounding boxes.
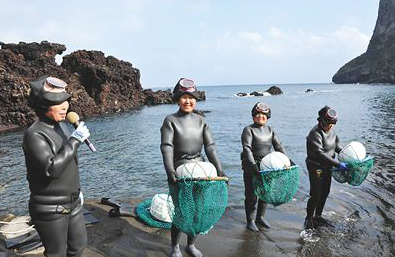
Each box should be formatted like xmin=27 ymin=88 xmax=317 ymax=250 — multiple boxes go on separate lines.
xmin=241 ymin=103 xmax=286 ymax=232
xmin=23 ymin=76 xmax=91 ymax=256
xmin=160 ymin=78 xmax=227 ymax=257
xmin=304 ymin=106 xmax=349 ymax=229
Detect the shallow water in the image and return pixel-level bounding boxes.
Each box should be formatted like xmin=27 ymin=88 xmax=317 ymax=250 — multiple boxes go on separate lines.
xmin=1 ymin=83 xmax=394 ymax=256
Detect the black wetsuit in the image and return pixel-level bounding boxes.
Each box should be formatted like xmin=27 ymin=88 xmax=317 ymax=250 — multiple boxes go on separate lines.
xmin=23 ymin=117 xmax=87 ymax=257
xmin=305 ymin=124 xmax=342 ymax=218
xmin=241 ymin=123 xmax=285 ymax=223
xmin=160 ymin=109 xmax=224 ymax=247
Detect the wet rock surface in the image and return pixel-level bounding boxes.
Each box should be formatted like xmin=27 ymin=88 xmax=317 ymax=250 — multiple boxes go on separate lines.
xmin=0 ymin=42 xmax=205 ymax=132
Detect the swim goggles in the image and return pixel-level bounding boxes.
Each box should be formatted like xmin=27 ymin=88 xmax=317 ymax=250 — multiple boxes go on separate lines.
xmin=178 ymin=78 xmax=196 ymax=92
xmin=255 ymin=103 xmax=270 ymax=114
xmin=324 ymin=108 xmax=338 ymax=123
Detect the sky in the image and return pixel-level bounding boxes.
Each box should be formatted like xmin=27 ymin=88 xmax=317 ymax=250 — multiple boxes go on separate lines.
xmin=0 ymin=0 xmax=380 ymax=88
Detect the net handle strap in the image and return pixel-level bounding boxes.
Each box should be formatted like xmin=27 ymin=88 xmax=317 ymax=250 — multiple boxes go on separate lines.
xmin=176 ymin=177 xmax=229 ymax=182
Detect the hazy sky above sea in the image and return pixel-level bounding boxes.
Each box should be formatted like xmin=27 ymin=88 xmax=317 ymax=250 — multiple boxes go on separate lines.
xmin=1 ymin=0 xmax=379 ymax=88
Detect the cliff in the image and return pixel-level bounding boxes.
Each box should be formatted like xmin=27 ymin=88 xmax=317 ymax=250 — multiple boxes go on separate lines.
xmin=332 ymin=0 xmax=395 ymax=84
xmin=0 ymin=41 xmax=205 ymax=131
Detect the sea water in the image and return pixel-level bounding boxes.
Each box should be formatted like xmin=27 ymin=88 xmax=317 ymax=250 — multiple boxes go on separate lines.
xmin=1 ymin=83 xmax=394 ymax=256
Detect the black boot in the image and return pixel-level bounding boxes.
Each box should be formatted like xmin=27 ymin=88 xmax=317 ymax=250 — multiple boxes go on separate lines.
xmin=313 ymin=215 xmax=333 ymax=227
xmin=256 ymin=201 xmax=270 ymax=229
xmin=304 ymin=217 xmax=315 ymax=230
xmin=246 ymin=208 xmax=259 ymax=232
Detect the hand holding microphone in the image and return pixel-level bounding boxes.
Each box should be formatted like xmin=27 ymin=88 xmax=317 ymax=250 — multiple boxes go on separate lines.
xmin=66 ymin=112 xmax=96 ymax=152
xmin=71 ymin=121 xmax=90 ymax=142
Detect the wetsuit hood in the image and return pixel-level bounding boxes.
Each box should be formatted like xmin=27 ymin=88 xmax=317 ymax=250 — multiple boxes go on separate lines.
xmin=317 ymin=106 xmax=337 ymax=124
xmin=30 ymin=75 xmax=71 ymax=106
xmin=251 ymin=102 xmax=271 ymax=119
xmin=172 ymin=78 xmax=199 ymax=102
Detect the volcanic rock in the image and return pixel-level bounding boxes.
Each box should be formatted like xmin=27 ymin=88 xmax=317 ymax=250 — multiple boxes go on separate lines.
xmin=0 ymin=41 xmax=205 ymax=132
xmin=332 ymin=0 xmax=395 ymax=84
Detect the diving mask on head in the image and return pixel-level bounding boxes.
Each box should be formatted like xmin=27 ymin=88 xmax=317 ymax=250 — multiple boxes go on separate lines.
xmin=251 ymin=102 xmax=271 ymax=118
xmin=318 ymin=106 xmax=338 ymax=126
xmin=172 ymin=78 xmax=199 ymax=102
xmin=178 ymin=78 xmax=196 ymax=92
xmin=30 ymin=75 xmax=71 ymax=106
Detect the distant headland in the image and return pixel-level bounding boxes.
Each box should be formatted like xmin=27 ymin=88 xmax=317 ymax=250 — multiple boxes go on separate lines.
xmin=332 ymin=0 xmax=395 ymax=84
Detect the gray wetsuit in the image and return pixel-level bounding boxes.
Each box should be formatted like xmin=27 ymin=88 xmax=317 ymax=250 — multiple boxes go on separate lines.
xmin=23 ymin=117 xmax=87 ymax=257
xmin=160 ymin=109 xmax=224 ymax=248
xmin=241 ymin=123 xmax=285 ymax=222
xmin=305 ymin=124 xmax=342 ymax=218
xmin=160 ymin=110 xmax=224 ymax=178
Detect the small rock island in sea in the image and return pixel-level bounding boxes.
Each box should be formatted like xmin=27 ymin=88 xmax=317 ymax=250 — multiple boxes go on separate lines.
xmin=237 ymin=85 xmax=283 ymax=97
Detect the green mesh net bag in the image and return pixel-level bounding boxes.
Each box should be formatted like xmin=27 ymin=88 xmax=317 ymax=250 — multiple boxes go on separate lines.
xmin=332 ymin=156 xmax=374 ymax=186
xmin=135 ymin=199 xmax=172 ymax=229
xmin=252 ymin=165 xmax=300 ymax=206
xmin=169 ymin=177 xmax=228 ymax=237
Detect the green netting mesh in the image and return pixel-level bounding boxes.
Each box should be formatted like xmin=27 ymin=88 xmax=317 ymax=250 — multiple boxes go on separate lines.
xmin=169 ymin=180 xmax=228 ymax=237
xmin=332 ymin=156 xmax=374 ymax=186
xmin=136 ymin=199 xmax=172 ymax=229
xmin=252 ymin=165 xmax=300 ymax=206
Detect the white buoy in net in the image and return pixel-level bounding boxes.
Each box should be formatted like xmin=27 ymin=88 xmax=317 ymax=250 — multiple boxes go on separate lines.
xmin=260 ymin=151 xmax=291 ymax=170
xmin=150 ymin=194 xmax=174 ymax=222
xmin=338 ymin=141 xmax=366 ymax=162
xmin=175 ymin=162 xmax=217 ymax=178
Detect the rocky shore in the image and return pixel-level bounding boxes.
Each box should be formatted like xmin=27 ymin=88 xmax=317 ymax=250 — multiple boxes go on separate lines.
xmin=0 ymin=42 xmax=205 ymax=132
xmin=1 ymin=199 xmax=304 ymax=257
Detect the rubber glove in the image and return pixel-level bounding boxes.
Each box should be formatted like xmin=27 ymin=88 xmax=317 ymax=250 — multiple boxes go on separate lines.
xmin=70 ymin=122 xmax=90 ymax=143
xmin=338 ymin=162 xmax=349 ymax=171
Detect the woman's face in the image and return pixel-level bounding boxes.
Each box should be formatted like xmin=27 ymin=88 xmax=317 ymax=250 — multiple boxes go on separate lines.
xmin=320 ymin=121 xmax=335 ymax=133
xmin=253 ymin=113 xmax=268 ymax=125
xmin=178 ymin=94 xmax=196 ymax=113
xmin=45 ymin=101 xmax=69 ymax=122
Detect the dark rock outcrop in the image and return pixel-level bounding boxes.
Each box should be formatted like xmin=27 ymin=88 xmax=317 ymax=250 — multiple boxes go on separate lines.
xmin=143 ymin=89 xmax=206 ymax=106
xmin=0 ymin=41 xmax=205 ymax=132
xmin=237 ymin=85 xmax=283 ymax=97
xmin=332 ymin=0 xmax=395 ymax=84
xmin=236 ymin=92 xmax=248 ymax=97
xmin=250 ymin=91 xmax=265 ymax=96
xmin=265 ymin=86 xmax=283 ymax=95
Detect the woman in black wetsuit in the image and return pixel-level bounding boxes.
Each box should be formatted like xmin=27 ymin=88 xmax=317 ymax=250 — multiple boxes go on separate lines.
xmin=160 ymin=78 xmax=227 ymax=257
xmin=241 ymin=102 xmax=287 ymax=232
xmin=23 ymin=76 xmax=91 ymax=256
xmin=304 ymin=106 xmax=349 ymax=229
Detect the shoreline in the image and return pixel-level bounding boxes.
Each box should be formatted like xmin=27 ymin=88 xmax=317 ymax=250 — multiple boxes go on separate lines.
xmin=1 ymin=198 xmax=305 ymax=257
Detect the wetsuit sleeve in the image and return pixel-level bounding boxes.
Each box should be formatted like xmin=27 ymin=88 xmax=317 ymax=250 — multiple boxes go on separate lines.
xmin=160 ymin=117 xmax=176 ymax=177
xmin=203 ymin=122 xmax=224 ymax=175
xmin=308 ymin=131 xmax=340 ymax=167
xmin=272 ymin=129 xmax=286 ymax=155
xmin=23 ymin=131 xmax=80 ymax=179
xmin=335 ymin=135 xmax=343 ymax=153
xmin=241 ymin=126 xmax=256 ymax=166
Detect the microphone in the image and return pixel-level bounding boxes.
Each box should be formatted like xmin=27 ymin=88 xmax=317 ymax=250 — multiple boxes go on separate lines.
xmin=66 ymin=112 xmax=96 ymax=152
